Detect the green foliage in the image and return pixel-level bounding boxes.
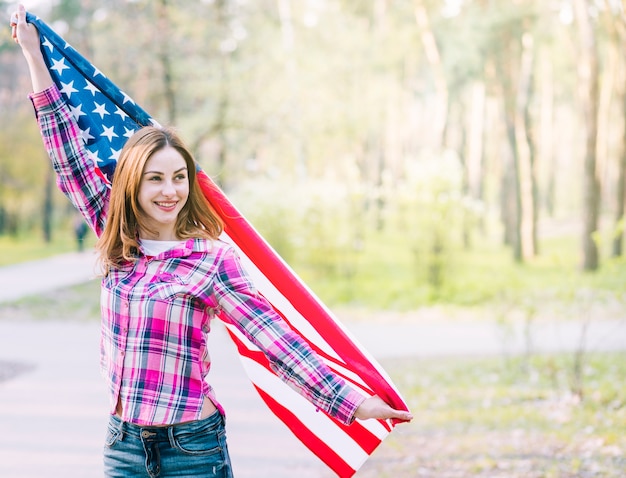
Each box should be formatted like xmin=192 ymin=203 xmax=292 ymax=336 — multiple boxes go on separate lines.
xmin=0 ymin=112 xmax=50 ymax=235
xmin=376 ymin=352 xmax=626 ymax=476
xmin=0 ymin=224 xmax=95 ymax=267
xmin=0 ymin=278 xmax=101 ymax=321
xmin=220 ymin=148 xmax=626 ymax=310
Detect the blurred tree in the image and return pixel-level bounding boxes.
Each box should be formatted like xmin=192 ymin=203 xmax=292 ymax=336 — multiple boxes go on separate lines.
xmin=610 ymin=5 xmax=626 ymax=257
xmin=414 ymin=0 xmax=448 ymax=149
xmin=155 ymin=0 xmax=177 ymax=124
xmin=488 ymin=2 xmax=538 ymax=262
xmin=573 ymin=0 xmax=601 ymax=271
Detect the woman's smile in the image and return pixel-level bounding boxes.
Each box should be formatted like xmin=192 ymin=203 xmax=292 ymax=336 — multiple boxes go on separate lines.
xmin=154 ymin=200 xmax=178 ymax=211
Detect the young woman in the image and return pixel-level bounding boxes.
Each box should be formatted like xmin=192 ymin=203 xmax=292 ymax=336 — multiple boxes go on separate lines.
xmin=11 ymin=5 xmax=412 ymax=477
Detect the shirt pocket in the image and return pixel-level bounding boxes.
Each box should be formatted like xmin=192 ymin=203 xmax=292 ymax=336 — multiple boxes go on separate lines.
xmin=148 ymin=272 xmax=190 ymax=302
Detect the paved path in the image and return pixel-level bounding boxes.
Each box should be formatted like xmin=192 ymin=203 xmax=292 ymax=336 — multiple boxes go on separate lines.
xmin=0 ymin=253 xmax=624 ymax=477
xmin=0 ymin=251 xmax=100 ymax=303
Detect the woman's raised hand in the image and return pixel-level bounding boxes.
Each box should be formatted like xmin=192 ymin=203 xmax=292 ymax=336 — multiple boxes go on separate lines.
xmin=11 ymin=4 xmax=39 ymax=54
xmin=10 ymin=4 xmax=53 ymax=93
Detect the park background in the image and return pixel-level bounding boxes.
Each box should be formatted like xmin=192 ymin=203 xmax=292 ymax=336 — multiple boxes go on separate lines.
xmin=0 ymin=0 xmax=625 ymax=476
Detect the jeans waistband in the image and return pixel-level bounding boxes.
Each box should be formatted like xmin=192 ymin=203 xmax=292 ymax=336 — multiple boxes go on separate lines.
xmin=109 ymin=410 xmax=223 ymax=442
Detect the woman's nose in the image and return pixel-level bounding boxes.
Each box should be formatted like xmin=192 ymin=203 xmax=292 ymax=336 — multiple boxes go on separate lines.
xmin=162 ymin=180 xmax=176 ymax=196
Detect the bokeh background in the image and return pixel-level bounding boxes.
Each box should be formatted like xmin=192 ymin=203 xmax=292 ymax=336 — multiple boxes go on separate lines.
xmin=1 ymin=1 xmax=625 ymax=476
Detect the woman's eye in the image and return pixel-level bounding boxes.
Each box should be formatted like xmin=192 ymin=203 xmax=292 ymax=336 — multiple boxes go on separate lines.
xmin=149 ymin=176 xmax=162 ymax=181
xmin=175 ymin=174 xmax=187 ymax=181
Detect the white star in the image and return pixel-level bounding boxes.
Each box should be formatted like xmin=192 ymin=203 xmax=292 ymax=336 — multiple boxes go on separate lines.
xmin=121 ymin=91 xmax=134 ymax=104
xmin=69 ymin=103 xmax=86 ymax=120
xmin=93 ymin=102 xmax=109 ymax=119
xmin=93 ymin=66 xmax=104 ymax=77
xmin=123 ymin=127 xmax=136 ymax=139
xmin=80 ymin=127 xmax=95 ymax=143
xmin=59 ymin=81 xmax=78 ymax=98
xmin=50 ymin=57 xmax=70 ymax=74
xmin=114 ymin=106 xmax=129 ymax=120
xmin=109 ymin=148 xmax=122 ymax=161
xmin=84 ymin=81 xmax=99 ymax=96
xmin=87 ymin=149 xmax=101 ymax=165
xmin=101 ymin=125 xmax=118 ymax=141
xmin=42 ymin=38 xmax=54 ymax=52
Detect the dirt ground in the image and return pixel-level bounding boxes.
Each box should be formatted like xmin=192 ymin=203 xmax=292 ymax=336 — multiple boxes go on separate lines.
xmin=357 ymin=427 xmax=625 ymax=478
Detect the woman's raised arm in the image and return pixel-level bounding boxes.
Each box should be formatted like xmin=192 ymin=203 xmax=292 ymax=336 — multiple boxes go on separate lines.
xmin=11 ymin=4 xmax=53 ymax=93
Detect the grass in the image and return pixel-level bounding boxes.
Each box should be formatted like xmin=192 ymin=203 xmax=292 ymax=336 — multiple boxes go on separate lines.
xmin=359 ymin=353 xmax=626 ymax=477
xmin=291 ymin=230 xmax=626 ymax=311
xmin=0 ymin=279 xmax=101 ymax=322
xmin=0 ymin=229 xmax=96 ymax=267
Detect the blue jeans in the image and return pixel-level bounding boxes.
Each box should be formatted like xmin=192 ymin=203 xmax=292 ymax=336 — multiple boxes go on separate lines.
xmin=103 ymin=411 xmax=234 ymax=478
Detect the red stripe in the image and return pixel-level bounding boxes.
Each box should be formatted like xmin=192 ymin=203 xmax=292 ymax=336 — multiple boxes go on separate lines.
xmin=220 ymin=293 xmax=392 ymax=433
xmin=221 ymin=320 xmax=388 ymax=452
xmin=253 ymin=385 xmax=358 ymax=478
xmin=198 ymin=171 xmax=408 ymax=419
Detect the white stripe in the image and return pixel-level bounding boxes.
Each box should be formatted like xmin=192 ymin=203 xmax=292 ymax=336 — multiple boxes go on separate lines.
xmin=222 ymin=322 xmax=389 ymax=441
xmin=239 ymin=354 xmax=380 ymax=471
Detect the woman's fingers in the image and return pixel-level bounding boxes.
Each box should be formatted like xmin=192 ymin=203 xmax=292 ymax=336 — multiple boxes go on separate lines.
xmin=355 ymin=395 xmax=413 ymax=422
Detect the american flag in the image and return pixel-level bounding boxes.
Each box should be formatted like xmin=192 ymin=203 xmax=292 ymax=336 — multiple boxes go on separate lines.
xmin=27 ymin=12 xmax=409 ymax=477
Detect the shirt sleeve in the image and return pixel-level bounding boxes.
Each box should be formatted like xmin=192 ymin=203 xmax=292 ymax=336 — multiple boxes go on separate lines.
xmin=29 ymin=85 xmax=109 ymax=237
xmin=212 ymin=246 xmax=365 ymax=426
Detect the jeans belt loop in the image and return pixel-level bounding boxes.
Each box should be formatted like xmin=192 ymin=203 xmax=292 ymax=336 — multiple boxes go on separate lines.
xmin=117 ymin=416 xmax=125 ymax=442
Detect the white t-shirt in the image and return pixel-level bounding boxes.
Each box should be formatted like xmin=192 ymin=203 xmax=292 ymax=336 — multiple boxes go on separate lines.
xmin=140 ymin=239 xmax=185 ymax=256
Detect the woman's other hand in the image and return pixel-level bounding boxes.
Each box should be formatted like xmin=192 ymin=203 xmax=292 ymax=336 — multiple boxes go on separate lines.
xmin=354 ymin=395 xmax=413 ymax=422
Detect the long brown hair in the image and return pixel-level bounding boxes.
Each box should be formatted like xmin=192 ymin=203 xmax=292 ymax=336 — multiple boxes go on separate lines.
xmin=96 ymin=126 xmax=223 ymax=272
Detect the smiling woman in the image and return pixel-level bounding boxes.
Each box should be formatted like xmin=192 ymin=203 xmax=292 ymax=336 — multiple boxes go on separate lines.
xmin=11 ymin=4 xmax=411 ymax=476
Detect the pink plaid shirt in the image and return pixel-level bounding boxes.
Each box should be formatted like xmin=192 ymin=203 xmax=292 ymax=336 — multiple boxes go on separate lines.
xmin=30 ymin=85 xmax=364 ymax=426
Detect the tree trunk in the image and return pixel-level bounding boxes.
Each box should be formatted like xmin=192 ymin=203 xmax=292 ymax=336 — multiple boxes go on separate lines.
xmin=277 ymin=0 xmax=308 ymax=179
xmin=615 ymin=111 xmax=626 ymax=257
xmin=597 ymin=31 xmax=618 ymax=213
xmin=612 ymin=14 xmax=626 ymax=257
xmin=42 ymin=165 xmax=54 ymax=243
xmin=574 ymin=0 xmax=601 ymax=271
xmin=156 ymin=0 xmax=177 ymax=124
xmin=497 ymin=30 xmax=536 ymax=262
xmin=466 ymin=81 xmax=486 ymax=206
xmin=514 ymin=32 xmax=537 ymax=260
xmin=501 ymin=142 xmax=518 ymax=250
xmin=414 ymin=0 xmax=448 ymax=149
xmin=538 ymin=48 xmax=555 ymax=217
xmin=613 ymin=52 xmax=626 ymax=257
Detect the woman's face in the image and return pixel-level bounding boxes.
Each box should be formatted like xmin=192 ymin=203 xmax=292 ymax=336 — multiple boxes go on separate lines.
xmin=137 ymin=146 xmax=189 ymax=240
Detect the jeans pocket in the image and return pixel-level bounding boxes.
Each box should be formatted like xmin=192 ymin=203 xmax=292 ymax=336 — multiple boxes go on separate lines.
xmin=171 ymin=427 xmax=225 ymax=456
xmin=104 ymin=423 xmax=122 ymax=448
